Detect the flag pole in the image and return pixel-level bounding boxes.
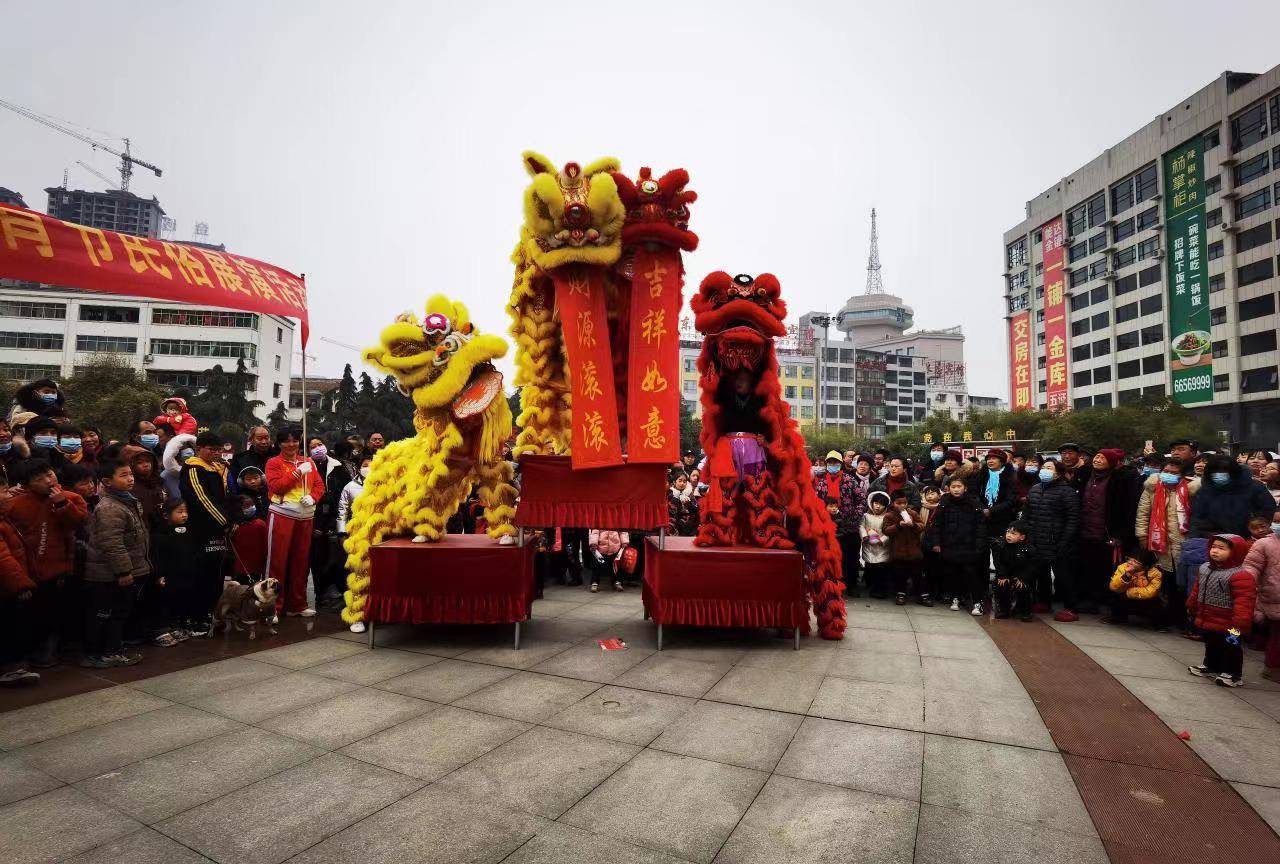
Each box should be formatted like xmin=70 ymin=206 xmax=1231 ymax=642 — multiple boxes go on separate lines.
xmin=300 ymin=274 xmax=308 ymax=445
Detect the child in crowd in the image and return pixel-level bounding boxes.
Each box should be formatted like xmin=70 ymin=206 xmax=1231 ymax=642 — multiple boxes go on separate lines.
xmin=926 ymin=476 xmax=987 ymax=614
xmin=587 ymin=528 xmax=629 ymax=593
xmin=81 ymin=460 xmax=149 ymax=668
xmin=337 ymin=455 xmax=371 ymax=631
xmin=918 ymin=486 xmax=942 ymax=601
xmin=1107 ymin=548 xmax=1166 ymax=630
xmin=154 ymin=396 xmax=198 ymax=436
xmin=1243 ymin=515 xmax=1280 ymax=681
xmin=1187 ymin=534 xmax=1256 ymax=687
xmin=152 ymin=501 xmax=198 ymax=640
xmin=125 ymin=447 xmax=167 ymax=531
xmin=161 ymin=434 xmax=196 ymax=502
xmin=237 ymin=465 xmax=269 ymax=519
xmin=230 ymin=494 xmax=268 ymax=584
xmin=860 ymin=491 xmax=892 ymax=598
xmin=882 ymin=491 xmax=928 ymax=606
xmin=993 ymin=521 xmax=1035 ymax=621
xmin=1248 ymin=514 xmax=1272 ymax=542
xmin=0 ymin=471 xmax=39 ymax=686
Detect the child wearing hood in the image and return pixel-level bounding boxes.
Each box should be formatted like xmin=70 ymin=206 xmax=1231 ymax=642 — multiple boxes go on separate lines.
xmin=237 ymin=466 xmax=269 ymax=518
xmin=153 ymin=397 xmax=198 ymax=436
xmin=336 ymin=454 xmax=371 ymax=627
xmin=1243 ymin=515 xmax=1280 ymax=680
xmin=11 ymin=379 xmax=65 ymax=420
xmin=860 ymin=491 xmax=892 ymax=598
xmin=1187 ymin=534 xmax=1256 ymax=687
xmin=161 ymin=434 xmax=197 ymax=502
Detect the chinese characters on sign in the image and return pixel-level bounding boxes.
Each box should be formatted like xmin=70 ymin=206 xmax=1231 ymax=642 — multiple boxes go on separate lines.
xmin=1163 ymin=139 xmax=1211 ymax=405
xmin=1008 ymin=310 xmax=1032 ymax=409
xmin=1040 ymin=216 xmax=1069 ymax=410
xmin=625 ymin=247 xmax=681 ymax=463
xmin=553 ymin=266 xmax=623 ymax=468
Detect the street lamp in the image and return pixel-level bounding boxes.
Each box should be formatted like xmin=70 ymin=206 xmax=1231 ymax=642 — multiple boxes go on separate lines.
xmin=807 ymin=312 xmax=845 ymax=429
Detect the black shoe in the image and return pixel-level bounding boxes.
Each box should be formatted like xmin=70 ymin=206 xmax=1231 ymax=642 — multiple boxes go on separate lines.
xmin=917 ymin=594 xmax=935 ymax=608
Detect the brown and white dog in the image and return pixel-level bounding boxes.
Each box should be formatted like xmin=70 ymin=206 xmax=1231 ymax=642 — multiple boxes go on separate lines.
xmin=210 ymin=578 xmax=280 ymax=640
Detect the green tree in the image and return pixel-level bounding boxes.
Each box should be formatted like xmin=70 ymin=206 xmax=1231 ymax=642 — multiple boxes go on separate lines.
xmin=332 ymin=364 xmax=358 ymax=435
xmin=186 ymin=359 xmax=263 ymax=432
xmin=679 ymin=398 xmax=702 ymax=455
xmin=376 ymin=375 xmax=415 ymax=441
xmin=60 ymin=355 xmax=169 ymax=440
xmin=266 ymin=400 xmax=290 ymax=432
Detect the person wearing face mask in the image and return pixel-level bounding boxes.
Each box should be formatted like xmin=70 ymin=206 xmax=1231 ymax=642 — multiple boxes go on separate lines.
xmin=1135 ymin=457 xmax=1200 ymax=633
xmin=308 ymin=436 xmax=351 ymax=612
xmin=1076 ymin=448 xmax=1143 ymax=614
xmin=161 ymin=434 xmax=198 ymax=504
xmin=0 ymin=419 xmax=31 ymax=474
xmin=814 ymin=450 xmax=867 ymax=598
xmin=23 ymin=417 xmax=66 ymax=473
xmin=127 ymin=420 xmax=160 ymax=453
xmin=11 ymin=379 xmax=65 ymax=420
xmin=55 ymin=421 xmax=85 ymax=467
xmin=1189 ymin=454 xmax=1275 ymax=539
xmin=1015 ymin=453 xmax=1041 ymax=507
xmin=229 ymin=494 xmax=269 ymax=585
xmin=1020 ymin=458 xmax=1081 ymax=619
xmin=265 ymin=428 xmax=325 ymax=618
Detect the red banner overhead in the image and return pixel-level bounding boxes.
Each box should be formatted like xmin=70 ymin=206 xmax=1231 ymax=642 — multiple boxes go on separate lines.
xmin=0 ymin=204 xmax=309 ymax=344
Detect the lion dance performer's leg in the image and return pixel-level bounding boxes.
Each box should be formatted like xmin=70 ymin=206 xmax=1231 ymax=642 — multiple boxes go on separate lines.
xmin=742 ymin=471 xmax=794 ymax=550
xmin=509 ymin=269 xmax=570 ymax=457
xmin=695 ymin=477 xmax=739 ymax=547
xmin=474 ymin=460 xmax=517 ymax=540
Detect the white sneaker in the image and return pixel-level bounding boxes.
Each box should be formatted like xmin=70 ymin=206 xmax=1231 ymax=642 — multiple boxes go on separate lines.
xmin=971 ymin=603 xmax=983 ymax=617
xmin=349 ymin=621 xmax=366 ymax=633
xmin=497 ymin=534 xmax=515 ymax=546
xmin=298 ymin=608 xmax=317 ymax=618
xmin=949 ymin=599 xmax=960 ymax=612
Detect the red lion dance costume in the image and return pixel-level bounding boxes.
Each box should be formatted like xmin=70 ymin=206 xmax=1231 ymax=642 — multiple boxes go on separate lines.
xmin=692 ymin=272 xmax=846 ymax=639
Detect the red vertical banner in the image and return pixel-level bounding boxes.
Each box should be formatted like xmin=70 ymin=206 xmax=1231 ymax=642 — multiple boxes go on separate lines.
xmin=1041 ymin=216 xmax=1070 ymax=411
xmin=626 ymin=246 xmax=682 ymax=464
xmin=553 ymin=265 xmax=624 ymax=469
xmin=1009 ymin=311 xmax=1032 ymax=409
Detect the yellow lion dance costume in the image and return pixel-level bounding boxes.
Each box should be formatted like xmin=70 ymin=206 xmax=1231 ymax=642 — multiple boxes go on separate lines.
xmin=342 ymin=295 xmax=518 ymax=626
xmin=507 ymin=151 xmax=625 ymax=456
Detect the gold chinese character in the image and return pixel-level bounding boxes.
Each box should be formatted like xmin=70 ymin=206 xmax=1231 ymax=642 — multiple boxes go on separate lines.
xmin=230 ymin=255 xmax=280 ymax=301
xmin=120 ymin=235 xmax=171 ymax=278
xmin=199 ymin=249 xmax=249 ymax=295
xmin=640 ymin=309 xmax=667 ymax=348
xmin=923 ymin=433 xmax=934 ymax=444
xmin=160 ymin=242 xmax=212 ymax=287
xmin=582 ymin=410 xmax=607 ymax=452
xmin=1048 ymin=362 xmax=1066 ymax=387
xmin=1015 ymin=365 xmax=1030 ymax=385
xmin=1013 ymin=319 xmax=1029 ymax=339
xmin=71 ymin=224 xmax=112 ymax=267
xmin=644 ymin=262 xmax=667 ymax=299
xmin=943 ymin=432 xmax=953 ymax=443
xmin=962 ymin=431 xmax=973 ymax=442
xmin=566 ymin=274 xmax=589 ymax=297
xmin=264 ymin=269 xmax=305 ymax=308
xmin=577 ymin=310 xmax=597 ymax=349
xmin=1014 ymin=342 xmax=1028 ymax=363
xmin=0 ymin=207 xmax=53 ymax=257
xmin=1048 ymin=335 xmax=1065 ymax=360
xmin=1172 ymin=173 xmax=1186 ymax=191
xmin=640 ymin=360 xmax=668 ymax=393
xmin=580 ymin=360 xmax=603 ymax=400
xmin=640 ymin=406 xmax=666 ymax=450
xmin=1015 ymin=388 xmax=1030 ymax=407
xmin=1046 ymin=282 xmax=1063 ymax=307
xmin=1005 ymin=428 xmax=1016 ymax=440
xmin=983 ymin=430 xmax=994 ymax=441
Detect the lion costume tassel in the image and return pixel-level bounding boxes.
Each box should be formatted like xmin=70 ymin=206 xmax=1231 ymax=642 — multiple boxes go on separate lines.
xmin=692 ymin=272 xmax=847 ymax=640
xmin=341 ymin=296 xmax=517 ymax=626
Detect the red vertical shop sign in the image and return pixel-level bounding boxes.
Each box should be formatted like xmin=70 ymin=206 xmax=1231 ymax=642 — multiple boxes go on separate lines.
xmin=1009 ymin=311 xmax=1032 ymax=409
xmin=1041 ymin=216 xmax=1070 ymax=410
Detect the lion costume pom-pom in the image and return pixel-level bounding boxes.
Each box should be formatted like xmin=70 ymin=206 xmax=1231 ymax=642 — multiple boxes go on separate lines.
xmin=341 ymin=295 xmax=517 ymax=625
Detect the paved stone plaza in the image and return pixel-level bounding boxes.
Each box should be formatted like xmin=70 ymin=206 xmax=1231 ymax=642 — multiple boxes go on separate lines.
xmin=2 ymin=585 xmax=1279 ymax=864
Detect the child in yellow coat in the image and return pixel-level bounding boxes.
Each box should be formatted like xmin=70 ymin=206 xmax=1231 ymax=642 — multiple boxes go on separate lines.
xmin=1106 ymin=548 xmax=1167 ymax=630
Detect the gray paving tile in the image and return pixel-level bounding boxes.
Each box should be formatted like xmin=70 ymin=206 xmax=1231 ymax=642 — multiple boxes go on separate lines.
xmin=558 ymin=602 xmax=638 ymax=623
xmin=1077 ymin=644 xmax=1196 ymax=680
xmin=452 ymin=671 xmax=600 ymax=723
xmin=529 ymin=643 xmax=653 ymax=683
xmin=561 ymin=749 xmax=767 ymax=864
xmin=651 ymin=643 xmax=748 ymax=665
xmin=1169 ymin=717 xmax=1280 ymax=787
xmin=527 ymin=599 xmax=584 ymax=617
xmin=651 ymin=700 xmax=802 ymax=771
xmin=921 ymin=735 xmax=1096 ymax=836
xmin=285 ymin=783 xmax=547 ymax=864
xmin=613 ymin=654 xmax=731 ymax=698
xmin=545 ymin=685 xmax=694 ymax=746
xmin=17 ymin=704 xmax=241 ymax=783
xmin=915 ymin=631 xmax=1003 ymax=661
xmin=0 ymin=786 xmax=141 ymax=864
xmin=376 ymin=626 xmax=481 ymax=656
xmin=249 ymin=638 xmax=368 ymax=669
xmin=826 ymin=650 xmax=923 ymax=686
xmin=921 ymin=656 xmax=1024 ymax=698
xmin=1050 ymin=622 xmax=1151 ymax=650
xmin=715 ymin=773 xmax=918 ymax=864
xmin=1236 ymin=686 xmax=1280 ymax=722
xmin=704 ymin=666 xmax=824 ymax=714
xmin=340 ymin=705 xmax=529 ymax=781
xmin=453 ymin=640 xmax=574 ymax=670
xmin=840 ymin=627 xmax=919 ymax=655
xmin=519 ymin=616 xmax=611 ymax=644
xmin=1232 ymin=782 xmax=1280 ymax=835
xmin=735 ymin=643 xmax=836 ymax=674
xmin=841 ymin=611 xmax=913 ymax=633
xmin=1118 ymin=675 xmax=1277 ymax=728
xmin=808 ymin=677 xmax=925 ymax=731
xmin=375 ymin=658 xmax=516 ymax=702
xmin=189 ymin=671 xmax=358 ymax=723
xmin=502 ymin=821 xmax=689 ymax=864
xmin=305 ymin=647 xmax=443 ymax=683
xmin=63 ymin=827 xmax=213 ymax=863
xmin=908 ymin=613 xmax=984 ymax=634
xmin=914 ymin=803 xmax=1108 ymax=864
xmin=924 ymin=688 xmax=1056 ymax=750
xmin=775 ymin=717 xmax=923 ymax=800
xmin=588 ymin=618 xmax=661 ymax=651
xmin=435 ymin=726 xmax=638 ymax=818
xmin=131 ymin=656 xmax=286 ymax=703
xmin=74 ymin=729 xmax=321 ymax=824
xmin=257 ymin=688 xmax=438 ymax=750
xmin=0 ymin=752 xmax=62 ymax=806
xmin=156 ymin=753 xmax=420 ymax=864
xmin=0 ymin=685 xmax=170 ymax=749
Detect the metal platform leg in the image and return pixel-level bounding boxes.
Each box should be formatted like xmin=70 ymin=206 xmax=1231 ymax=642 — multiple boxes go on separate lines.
xmin=658 ymin=527 xmax=666 ymax=550
xmin=793 ymin=627 xmax=800 ymax=651
xmin=513 ymin=621 xmax=521 ymax=651
xmin=367 ymin=620 xmax=376 ymax=650
xmin=657 ymin=623 xmax=663 ymax=652
xmin=517 ymin=527 xmax=525 ymax=547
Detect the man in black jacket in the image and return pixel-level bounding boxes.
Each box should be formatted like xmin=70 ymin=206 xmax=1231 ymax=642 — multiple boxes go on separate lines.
xmin=1076 ymin=448 xmax=1142 ymax=613
xmin=179 ymin=432 xmax=232 ymax=633
xmin=229 ymin=426 xmax=278 ymax=495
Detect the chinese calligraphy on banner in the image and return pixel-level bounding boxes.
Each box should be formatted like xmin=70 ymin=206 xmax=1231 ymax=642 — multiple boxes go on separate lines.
xmin=0 ymin=203 xmax=309 ymax=344
xmin=625 ymin=246 xmax=681 ymax=463
xmin=1008 ymin=310 xmax=1032 ymax=409
xmin=1041 ymin=216 xmax=1069 ymax=410
xmin=1162 ymin=138 xmax=1212 ymax=405
xmin=554 ymin=265 xmax=624 ymax=468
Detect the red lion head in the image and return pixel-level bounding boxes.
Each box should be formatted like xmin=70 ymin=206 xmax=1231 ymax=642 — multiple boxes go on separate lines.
xmin=612 ymin=167 xmax=698 ymax=251
xmin=691 ymin=272 xmax=787 ymax=372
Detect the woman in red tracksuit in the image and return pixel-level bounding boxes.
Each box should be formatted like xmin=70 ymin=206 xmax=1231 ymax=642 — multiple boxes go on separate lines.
xmin=265 ymin=428 xmax=324 ymax=616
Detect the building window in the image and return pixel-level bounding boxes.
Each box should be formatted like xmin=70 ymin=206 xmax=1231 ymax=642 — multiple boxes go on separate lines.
xmin=1069 ymin=269 xmax=1089 ymax=289
xmin=1036 ymin=332 xmax=1046 ymax=346
xmin=1231 ymin=102 xmax=1268 ymax=152
xmin=1136 ymin=207 xmax=1159 ymax=231
xmin=1036 ymin=309 xmax=1045 ymax=323
xmin=1210 ymin=274 xmax=1225 ymax=293
xmin=1072 ymin=345 xmax=1091 ymax=363
xmin=1007 ymin=238 xmax=1028 ymax=268
xmin=1137 ymin=237 xmax=1160 ymax=261
xmin=1139 ymin=293 xmax=1163 ymax=316
xmin=1113 ymin=218 xmax=1135 ymax=243
xmin=1069 ymin=240 xmax=1087 ymax=263
xmin=1118 ymin=359 xmax=1140 ymax=379
xmin=1038 ymin=356 xmax=1047 ymax=369
xmin=1208 ymin=241 xmax=1224 ymax=261
xmin=1118 ymin=388 xmax=1142 ymax=405
xmin=1116 ymin=302 xmax=1139 ymax=324
xmin=1074 ymin=397 xmax=1093 ymax=409
xmin=1093 ymin=366 xmax=1112 ymax=384
xmin=1142 ymin=354 xmax=1165 ymax=374
xmin=1214 ymin=373 xmax=1230 ymax=392
xmin=1241 ymin=366 xmax=1277 ymax=394
xmin=800 ymin=406 xmax=814 ymax=420
xmin=1135 ymin=164 xmax=1157 ymax=203
xmin=1237 ymin=258 xmax=1275 ymax=288
xmin=0 ymin=331 xmax=63 ymax=350
xmin=1236 ymin=187 xmax=1272 ymax=221
xmin=1207 ymin=207 xmax=1222 ymax=228
xmin=1093 ymin=393 xmax=1113 ymax=408
xmin=1090 ymin=285 xmax=1109 ymax=305
xmin=75 ymin=335 xmax=136 ymax=353
xmin=1072 ymin=370 xmax=1092 ymax=388
xmin=1070 ymin=291 xmax=1090 ymax=312
xmin=1088 ymin=259 xmax=1109 ymax=281
xmin=1207 ymin=175 xmax=1222 ymax=196
xmin=150 ymin=338 xmax=256 ymax=360
xmin=1067 ymin=204 xmax=1087 ymax=237
xmin=1071 ymin=319 xmax=1090 ymax=337
xmin=1213 ymin=340 xmax=1229 ymax=359
xmin=276 ymin=327 xmax=284 ymax=343
xmin=1235 ymin=151 xmax=1270 ymax=187
xmin=272 ymin=355 xmax=281 ymax=371
xmin=1140 ymin=324 xmax=1163 ymax=346
xmin=785 ymin=385 xmax=797 ymax=399
xmin=1206 ymin=128 xmax=1222 ymax=150
xmin=152 ymin=309 xmax=259 ymax=329
xmin=1111 ymin=175 xmax=1135 ymax=216
xmin=1093 ymin=337 xmax=1111 ymax=356
xmin=1116 ymin=330 xmax=1139 ymax=351
xmin=1138 ymin=265 xmax=1161 ymax=287
xmin=78 ymin=305 xmax=139 ymax=323
xmin=1113 ymin=246 xmax=1136 ymax=269
xmin=0 ymin=301 xmax=65 ymax=319
xmin=1236 ymin=221 xmax=1273 ymax=254
xmin=0 ymin=363 xmax=60 ymax=382
xmin=1091 ymin=310 xmax=1109 ymax=329
xmin=1239 ymin=293 xmax=1276 ymax=321
xmin=1211 ymin=307 xmax=1228 ymax=326
xmin=1241 ymin=331 xmax=1277 ymax=356
xmin=1087 ymin=193 xmax=1106 ymax=227
xmin=1115 ymin=273 xmax=1138 ymax=296
xmin=1088 ymin=232 xmax=1107 ymax=254
xmin=682 ymin=358 xmax=695 ymax=373
xmin=800 ymin=366 xmax=813 ymax=379
xmin=271 ymin=382 xmax=282 ymax=399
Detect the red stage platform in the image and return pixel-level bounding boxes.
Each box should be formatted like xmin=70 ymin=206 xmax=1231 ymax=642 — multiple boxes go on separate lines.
xmin=367 ymin=535 xmax=536 ymax=649
xmin=642 ymin=536 xmax=807 ymax=650
xmin=516 ymin=454 xmax=668 ymax=530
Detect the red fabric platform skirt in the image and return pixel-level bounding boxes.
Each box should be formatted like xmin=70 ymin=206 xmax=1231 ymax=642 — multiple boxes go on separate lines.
xmin=368 ymin=536 xmax=535 ymax=624
xmin=516 ymin=454 xmax=668 ymax=530
xmin=642 ymin=536 xmax=807 ymax=628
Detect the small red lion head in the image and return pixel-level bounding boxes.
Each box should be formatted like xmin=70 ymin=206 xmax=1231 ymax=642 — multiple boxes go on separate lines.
xmin=692 ymin=272 xmax=788 ymax=372
xmin=612 ymin=167 xmax=698 ymax=251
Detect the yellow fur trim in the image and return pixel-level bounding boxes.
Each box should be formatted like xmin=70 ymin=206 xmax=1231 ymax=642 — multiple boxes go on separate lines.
xmin=583 ymin=156 xmax=621 ymax=176
xmin=522 ymin=150 xmax=556 ymax=176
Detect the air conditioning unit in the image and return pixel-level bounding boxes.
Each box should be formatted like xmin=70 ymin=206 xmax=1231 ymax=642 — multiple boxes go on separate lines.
xmin=1103 ymin=270 xmax=1117 ymax=281
xmin=1153 ymin=248 xmax=1165 ymax=259
xmin=142 ymin=354 xmax=154 ymax=365
xmin=1221 ymin=188 xmax=1239 ymax=200
xmin=1222 ymin=221 xmax=1238 ymax=232
xmin=1063 ymin=236 xmax=1075 ymax=246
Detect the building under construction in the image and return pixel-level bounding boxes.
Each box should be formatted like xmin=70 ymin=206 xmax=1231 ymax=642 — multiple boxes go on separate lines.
xmin=44 ymin=186 xmax=165 ymax=238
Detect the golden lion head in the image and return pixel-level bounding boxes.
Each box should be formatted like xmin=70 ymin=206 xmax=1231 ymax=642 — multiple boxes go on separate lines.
xmin=520 ymin=151 xmax=625 ymax=270
xmin=363 ymin=295 xmax=508 ymax=416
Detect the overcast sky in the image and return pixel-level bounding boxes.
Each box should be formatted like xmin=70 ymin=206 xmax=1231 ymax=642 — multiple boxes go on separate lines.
xmin=3 ymin=1 xmax=1279 ymax=397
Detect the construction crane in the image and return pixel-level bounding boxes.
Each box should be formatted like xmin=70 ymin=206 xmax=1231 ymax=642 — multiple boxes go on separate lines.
xmin=0 ymin=98 xmax=162 ymax=192
xmin=75 ymin=160 xmax=115 ymax=189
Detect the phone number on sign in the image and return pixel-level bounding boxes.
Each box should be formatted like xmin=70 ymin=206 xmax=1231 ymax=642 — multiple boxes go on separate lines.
xmin=1174 ymin=374 xmax=1212 ymax=394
